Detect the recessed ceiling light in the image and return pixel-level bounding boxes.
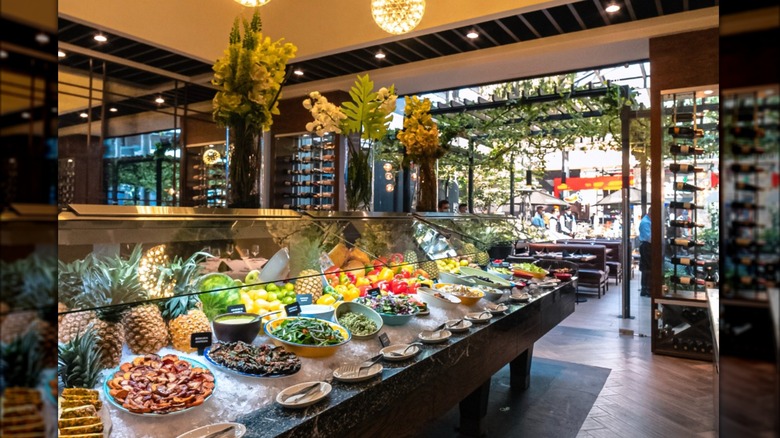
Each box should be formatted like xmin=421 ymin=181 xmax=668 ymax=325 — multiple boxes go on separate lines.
xmin=702 ymin=89 xmax=714 ymax=95
xmin=293 ymin=69 xmax=304 ymax=76
xmin=155 ymin=96 xmax=165 ymax=104
xmin=94 ymin=34 xmax=108 ymax=43
xmin=605 ymin=3 xmax=620 ymax=13
xmin=58 ymin=50 xmax=66 ymax=58
xmin=35 ymin=33 xmax=50 ymax=44
xmin=21 ymin=112 xmax=31 ymax=119
xmin=375 ymin=51 xmax=386 ymax=59
xmin=466 ymin=30 xmax=479 ymax=39
xmin=109 ymin=107 xmax=118 ymax=112
xmin=0 ymin=50 xmax=8 ymax=59
xmin=79 ymin=112 xmax=89 ymax=118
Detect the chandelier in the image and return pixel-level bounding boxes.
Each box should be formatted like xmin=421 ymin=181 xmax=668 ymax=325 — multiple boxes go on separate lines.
xmin=234 ymin=0 xmax=271 ymax=6
xmin=371 ymin=0 xmax=426 ymax=35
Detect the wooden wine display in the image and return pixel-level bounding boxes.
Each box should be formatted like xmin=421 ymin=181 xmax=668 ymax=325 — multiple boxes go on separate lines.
xmin=273 ymin=134 xmax=336 ymax=211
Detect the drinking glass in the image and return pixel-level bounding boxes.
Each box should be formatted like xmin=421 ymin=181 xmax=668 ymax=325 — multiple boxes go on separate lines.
xmin=251 ymin=244 xmax=260 ymax=258
xmin=212 ymin=248 xmax=221 ymax=259
xmin=226 ymin=243 xmax=235 ymax=259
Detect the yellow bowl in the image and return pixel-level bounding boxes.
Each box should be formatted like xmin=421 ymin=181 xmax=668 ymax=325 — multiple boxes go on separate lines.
xmin=433 ymin=284 xmax=485 ymax=306
xmin=264 ymin=316 xmax=351 ymax=358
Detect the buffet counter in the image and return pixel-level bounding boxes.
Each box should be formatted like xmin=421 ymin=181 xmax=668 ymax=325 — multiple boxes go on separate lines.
xmin=104 ymin=282 xmax=575 ymax=438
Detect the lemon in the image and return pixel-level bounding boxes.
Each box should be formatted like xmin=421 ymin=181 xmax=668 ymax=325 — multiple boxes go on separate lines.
xmin=267 ymin=292 xmax=278 ymax=302
xmin=257 ymin=290 xmax=268 ymax=300
xmin=460 ymin=259 xmax=469 ymax=266
xmin=284 ymin=283 xmax=295 ymax=291
xmin=240 ymin=291 xmax=252 ymax=305
xmin=268 ymin=301 xmax=283 ymax=311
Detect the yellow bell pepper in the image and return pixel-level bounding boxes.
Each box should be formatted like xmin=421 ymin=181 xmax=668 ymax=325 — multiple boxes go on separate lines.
xmin=317 ymin=294 xmax=336 ymax=306
xmin=378 ymin=267 xmax=395 ymax=282
xmin=356 ymin=276 xmax=371 ymax=287
xmin=342 ymin=287 xmax=360 ymax=302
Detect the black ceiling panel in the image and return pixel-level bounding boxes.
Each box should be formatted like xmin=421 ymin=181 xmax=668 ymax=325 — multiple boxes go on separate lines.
xmin=660 ymin=0 xmax=685 ymax=15
xmin=417 ymin=33 xmax=461 ymax=56
xmin=546 ymin=5 xmax=586 ymax=33
xmin=571 ymin=1 xmax=607 ymax=29
xmin=629 ymin=0 xmax=662 ymax=20
xmin=523 ymin=10 xmax=561 ymax=38
xmin=498 ymin=15 xmax=538 ymax=41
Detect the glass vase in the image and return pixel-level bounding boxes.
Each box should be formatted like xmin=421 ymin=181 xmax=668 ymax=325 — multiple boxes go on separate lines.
xmin=416 ymin=159 xmax=438 ymax=212
xmin=346 ymin=140 xmax=373 ymax=211
xmin=227 ymin=124 xmax=261 ymax=209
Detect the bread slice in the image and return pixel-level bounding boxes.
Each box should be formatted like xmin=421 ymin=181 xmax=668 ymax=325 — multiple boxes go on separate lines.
xmin=58 ymin=422 xmax=104 ymax=435
xmin=58 ymin=415 xmax=101 ymax=429
xmin=59 ymin=404 xmax=96 ymax=419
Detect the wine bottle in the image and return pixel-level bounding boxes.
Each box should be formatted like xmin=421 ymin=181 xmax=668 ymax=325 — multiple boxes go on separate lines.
xmin=731 ymin=144 xmax=765 ymax=155
xmin=730 ymin=126 xmax=765 ymax=139
xmin=321 ymin=167 xmax=336 ymax=173
xmin=669 ymin=163 xmax=704 ymax=173
xmin=739 ymin=276 xmax=766 ymax=288
xmin=321 ymin=154 xmax=335 ymax=161
xmin=670 ymin=275 xmax=705 ymax=286
xmin=731 ymin=201 xmax=762 ymax=210
xmin=670 ymin=256 xmax=699 ymax=266
xmin=669 ymin=201 xmax=702 ymax=210
xmin=734 ymin=182 xmax=760 ymax=192
xmin=298 ymin=145 xmax=312 ymax=152
xmin=673 ymin=182 xmax=704 ymax=192
xmin=318 ymin=180 xmax=335 ymax=186
xmin=674 ymin=113 xmax=696 ymax=122
xmin=668 ymin=127 xmax=704 ymax=138
xmin=669 ymin=220 xmax=704 ymax=228
xmin=668 ymin=238 xmax=704 ymax=248
xmin=732 ymin=219 xmax=760 ymax=228
xmin=704 ymin=267 xmax=717 ymax=288
xmin=730 ymin=164 xmax=764 ymax=173
xmin=313 ymin=193 xmax=333 ymax=198
xmin=731 ymin=238 xmax=765 ymax=248
xmin=670 ymin=144 xmax=705 ymax=155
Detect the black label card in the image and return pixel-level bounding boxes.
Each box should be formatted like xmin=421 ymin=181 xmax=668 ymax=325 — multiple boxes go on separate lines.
xmin=227 ymin=304 xmax=246 ymax=314
xmin=190 ymin=332 xmax=212 ymax=356
xmin=296 ymin=294 xmax=313 ymax=306
xmin=378 ymin=332 xmax=390 ymax=348
xmin=285 ymin=302 xmax=301 ymax=316
xmin=368 ymin=287 xmax=381 ymax=297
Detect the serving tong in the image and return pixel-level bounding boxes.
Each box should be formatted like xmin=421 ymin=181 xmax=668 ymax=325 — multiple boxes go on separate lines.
xmin=339 ymin=354 xmax=383 ymax=378
xmin=387 ymin=342 xmax=423 ymax=357
xmin=283 ymin=377 xmax=331 ymax=404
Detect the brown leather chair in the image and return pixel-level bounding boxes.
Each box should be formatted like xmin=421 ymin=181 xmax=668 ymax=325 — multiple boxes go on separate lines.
xmin=527 ymin=242 xmax=610 ymax=298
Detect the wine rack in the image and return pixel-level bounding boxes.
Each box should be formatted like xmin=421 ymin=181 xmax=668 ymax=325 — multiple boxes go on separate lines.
xmin=722 ymin=86 xmax=779 ymax=304
xmin=187 ymin=144 xmax=227 ymax=208
xmin=653 ymin=90 xmax=719 ymax=361
xmin=273 ymin=133 xmax=337 ymax=211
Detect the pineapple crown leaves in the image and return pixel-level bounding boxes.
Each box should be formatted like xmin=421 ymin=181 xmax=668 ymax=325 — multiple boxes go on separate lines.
xmin=0 ymin=329 xmax=43 ymax=389
xmin=2 ymin=254 xmax=57 ymax=312
xmin=78 ymin=245 xmax=145 ymax=321
xmin=155 ymin=251 xmax=209 ymax=297
xmin=58 ymin=255 xmax=95 ymax=307
xmin=58 ymin=326 xmax=102 ymax=388
xmin=161 ymin=294 xmax=201 ymax=322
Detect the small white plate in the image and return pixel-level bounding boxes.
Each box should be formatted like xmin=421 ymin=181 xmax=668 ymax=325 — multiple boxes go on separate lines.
xmin=381 ymin=344 xmax=421 ymax=361
xmin=276 ymin=381 xmax=331 ymax=409
xmin=418 ymin=329 xmax=452 ymax=344
xmin=176 ymin=422 xmax=246 ymax=438
xmin=464 ymin=311 xmax=492 ymax=323
xmin=444 ymin=319 xmax=472 ymax=333
xmin=509 ymin=293 xmax=530 ymax=303
xmin=485 ymin=303 xmax=508 ymax=315
xmin=333 ymin=363 xmax=383 ymax=383
xmin=416 ymin=309 xmax=430 ymax=316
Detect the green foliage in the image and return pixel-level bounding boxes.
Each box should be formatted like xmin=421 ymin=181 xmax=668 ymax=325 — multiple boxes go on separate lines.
xmin=341 ymin=75 xmax=395 ymax=142
xmin=1 ymin=329 xmax=43 ymax=389
xmin=58 ymin=327 xmax=102 ymax=389
xmin=699 ymin=203 xmax=719 ymax=255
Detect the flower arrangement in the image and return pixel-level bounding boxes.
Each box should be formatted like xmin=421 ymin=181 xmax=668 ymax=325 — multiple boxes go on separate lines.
xmin=303 ymin=75 xmax=397 ymax=210
xmin=212 ymin=10 xmax=296 ymax=207
xmin=212 ymin=10 xmax=296 ymax=132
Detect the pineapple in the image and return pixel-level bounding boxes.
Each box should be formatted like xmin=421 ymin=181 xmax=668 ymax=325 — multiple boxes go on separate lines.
xmin=403 ymin=250 xmax=418 ymax=270
xmin=123 ymin=302 xmax=169 ymax=355
xmin=160 ymin=252 xmax=210 ymax=353
xmin=1 ymin=329 xmax=44 ymax=390
xmin=476 ymin=251 xmax=490 ymax=267
xmin=75 ymin=246 xmax=145 ymax=369
xmin=462 ymin=243 xmax=478 ymax=257
xmin=289 ymin=234 xmax=325 ymax=300
xmin=58 ymin=257 xmax=99 ymax=344
xmin=58 ymin=327 xmax=102 ymax=389
xmin=419 ymin=260 xmax=439 ymax=279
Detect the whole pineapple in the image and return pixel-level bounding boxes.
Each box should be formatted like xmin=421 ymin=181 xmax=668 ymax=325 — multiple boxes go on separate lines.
xmin=289 ymin=234 xmax=325 ymax=300
xmin=476 ymin=251 xmax=490 ymax=266
xmin=403 ymin=250 xmax=418 ymax=270
xmin=58 ymin=327 xmax=102 ymax=389
xmin=123 ymin=301 xmax=169 ymax=355
xmin=160 ymin=252 xmax=210 ymax=353
xmin=1 ymin=329 xmax=44 ymax=391
xmin=419 ymin=259 xmax=439 ymax=279
xmin=58 ymin=256 xmax=96 ymax=344
xmin=76 ymin=247 xmax=145 ymax=369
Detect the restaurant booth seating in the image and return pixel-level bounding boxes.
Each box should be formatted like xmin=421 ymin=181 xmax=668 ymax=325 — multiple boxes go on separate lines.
xmin=560 ymin=239 xmax=624 ymax=285
xmin=523 ymin=242 xmax=610 ymax=298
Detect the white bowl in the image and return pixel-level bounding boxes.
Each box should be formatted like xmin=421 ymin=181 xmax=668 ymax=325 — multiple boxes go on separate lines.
xmin=416 ymin=287 xmax=461 ymax=310
xmin=259 ymin=248 xmax=290 ymax=283
xmin=299 ymin=304 xmax=335 ymax=321
xmin=438 ymin=271 xmax=476 ymax=286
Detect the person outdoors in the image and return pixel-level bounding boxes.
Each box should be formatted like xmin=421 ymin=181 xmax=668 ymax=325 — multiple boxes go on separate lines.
xmin=639 ymin=207 xmax=651 ymax=297
xmin=531 ymin=206 xmax=546 ymax=228
xmin=458 ymin=202 xmax=468 ymax=214
xmin=560 ymin=205 xmax=576 ymax=237
xmin=438 ymin=199 xmax=450 ymax=212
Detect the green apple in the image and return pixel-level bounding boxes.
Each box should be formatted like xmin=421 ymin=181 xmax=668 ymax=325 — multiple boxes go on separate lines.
xmin=282 ymin=296 xmax=296 ymax=305
xmin=233 ymin=279 xmax=244 ymax=287
xmin=245 ymin=270 xmax=261 ymax=284
xmin=266 ymin=283 xmax=279 ymax=292
xmin=267 ymin=292 xmax=278 ymax=302
xmin=283 ymin=282 xmax=295 ymax=291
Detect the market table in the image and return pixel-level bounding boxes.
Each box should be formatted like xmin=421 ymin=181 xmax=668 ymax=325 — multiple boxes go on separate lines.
xmin=100 ymin=282 xmax=575 ymax=438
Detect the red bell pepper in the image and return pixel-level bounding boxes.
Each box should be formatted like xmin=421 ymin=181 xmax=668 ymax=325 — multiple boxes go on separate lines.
xmin=391 ymin=278 xmax=408 ymax=294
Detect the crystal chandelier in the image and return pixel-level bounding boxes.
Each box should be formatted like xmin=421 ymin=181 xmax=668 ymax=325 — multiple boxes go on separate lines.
xmin=371 ymin=0 xmax=426 ymax=35
xmin=234 ymin=0 xmax=272 ymax=6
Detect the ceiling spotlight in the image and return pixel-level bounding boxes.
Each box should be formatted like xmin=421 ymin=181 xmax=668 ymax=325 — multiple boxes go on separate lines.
xmin=21 ymin=112 xmax=31 ymax=119
xmin=702 ymin=89 xmax=714 ymax=95
xmin=94 ymin=34 xmax=108 ymax=43
xmin=109 ymin=107 xmax=118 ymax=112
xmin=79 ymin=112 xmax=89 ymax=118
xmin=155 ymin=96 xmax=165 ymax=104
xmin=466 ymin=30 xmax=479 ymax=39
xmin=375 ymin=51 xmax=386 ymax=59
xmin=0 ymin=50 xmax=8 ymax=59
xmin=58 ymin=50 xmax=66 ymax=58
xmin=35 ymin=32 xmax=50 ymax=44
xmin=293 ymin=69 xmax=304 ymax=76
xmin=605 ymin=3 xmax=621 ymax=13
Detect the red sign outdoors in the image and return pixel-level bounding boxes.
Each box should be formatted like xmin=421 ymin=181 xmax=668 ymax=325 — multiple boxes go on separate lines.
xmin=553 ymin=175 xmax=635 ymax=197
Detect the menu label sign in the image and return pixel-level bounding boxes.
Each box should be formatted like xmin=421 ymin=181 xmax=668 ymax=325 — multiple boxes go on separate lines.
xmin=285 ymin=302 xmax=301 ymax=317
xmin=296 ymin=294 xmax=313 ymax=306
xmin=190 ymin=332 xmax=212 ymax=356
xmin=378 ymin=332 xmax=391 ymax=348
xmin=368 ymin=288 xmax=381 ymax=298
xmin=227 ymin=304 xmax=246 ymax=314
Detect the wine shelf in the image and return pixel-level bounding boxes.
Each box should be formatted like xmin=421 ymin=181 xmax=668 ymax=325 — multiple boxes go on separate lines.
xmin=273 ymin=133 xmax=337 ymax=212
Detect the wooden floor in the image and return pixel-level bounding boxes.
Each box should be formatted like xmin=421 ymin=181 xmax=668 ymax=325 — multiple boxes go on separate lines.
xmin=534 ymin=270 xmax=716 ymax=437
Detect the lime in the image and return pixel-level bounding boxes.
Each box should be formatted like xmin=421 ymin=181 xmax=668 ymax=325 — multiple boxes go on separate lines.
xmin=282 ymin=296 xmax=296 ymax=305
xmin=267 ymin=292 xmax=278 ymax=302
xmin=266 ymin=283 xmax=279 ymax=292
